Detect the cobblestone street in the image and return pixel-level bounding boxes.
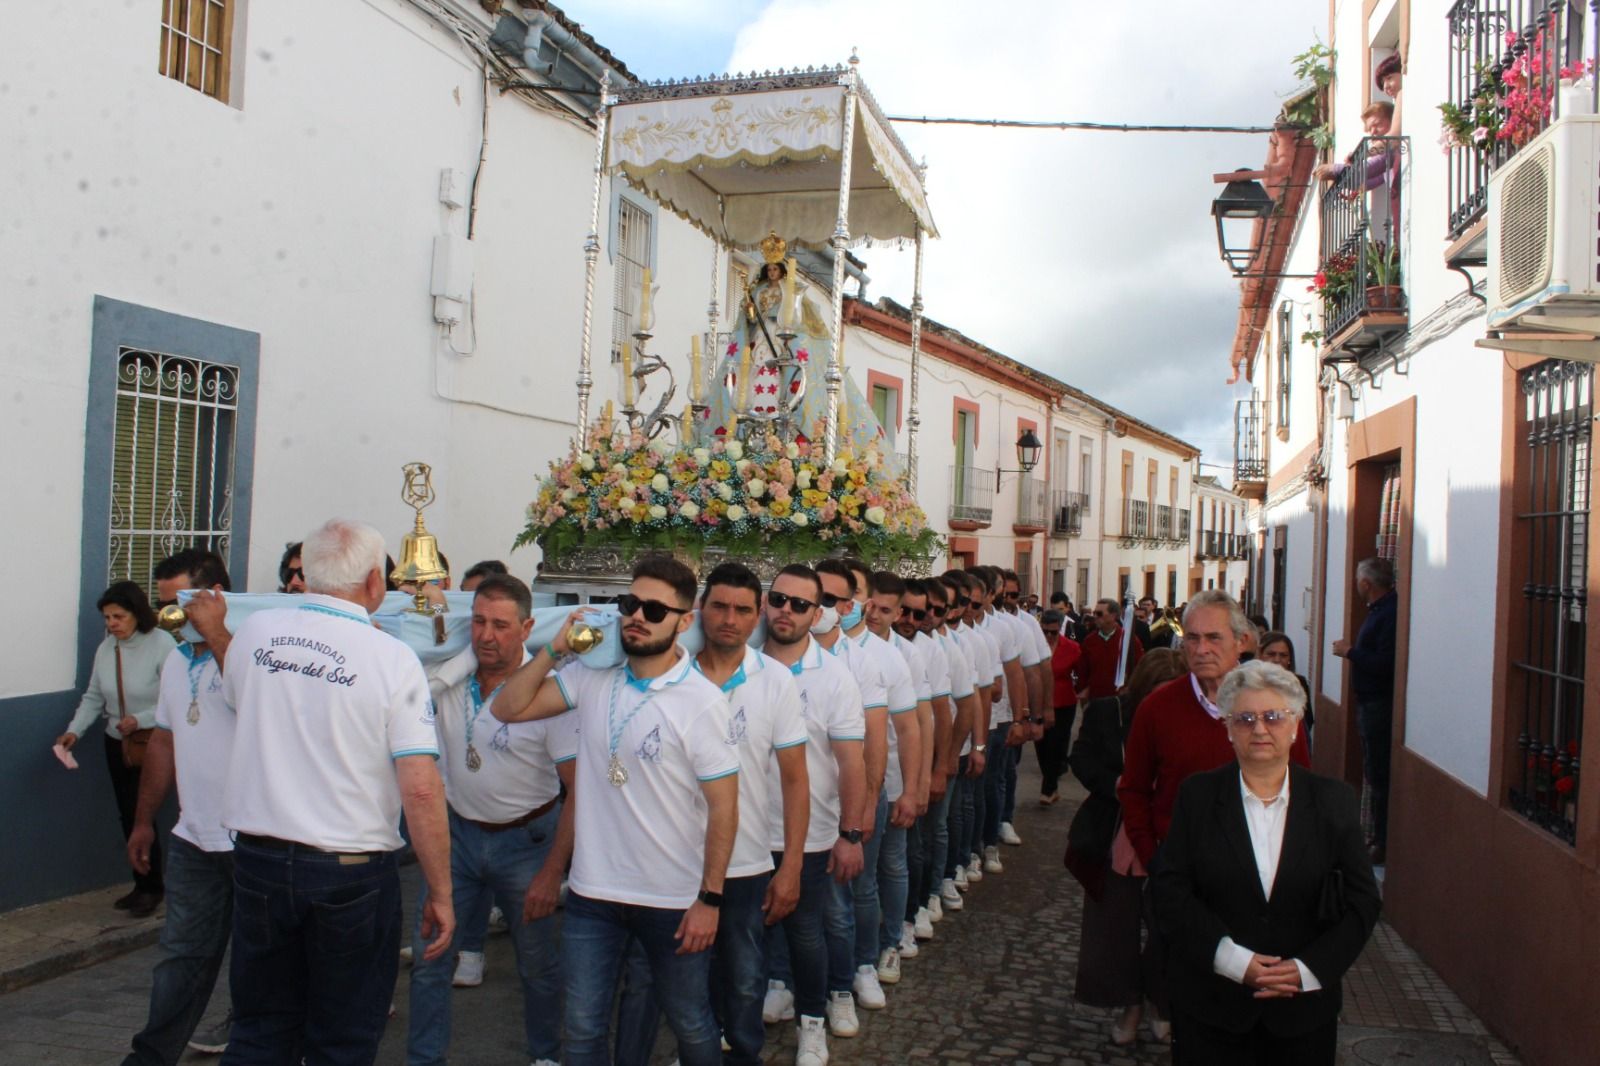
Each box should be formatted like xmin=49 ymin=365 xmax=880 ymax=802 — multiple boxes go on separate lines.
xmin=0 ymin=760 xmax=1520 ymax=1065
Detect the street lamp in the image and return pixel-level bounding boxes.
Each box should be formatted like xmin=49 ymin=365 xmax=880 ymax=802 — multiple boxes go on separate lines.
xmin=1211 ymin=169 xmax=1276 ymax=275
xmin=998 ymin=427 xmax=1042 ymax=484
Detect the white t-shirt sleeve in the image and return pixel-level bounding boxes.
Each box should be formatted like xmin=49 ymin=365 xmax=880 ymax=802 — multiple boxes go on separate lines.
xmin=546 ymin=708 xmax=580 ymax=764
xmin=387 ymin=654 xmax=441 ymax=760
xmin=688 ymin=696 xmax=741 ymax=782
xmin=926 ymin=640 xmax=951 ymax=699
xmin=553 ymin=660 xmax=586 ymax=711
xmin=1017 ymin=615 xmax=1049 ymax=668
xmin=854 ymin=651 xmax=888 ymax=711
xmin=771 ymin=673 xmax=809 ymax=750
xmin=829 ymin=674 xmax=867 ymax=741
xmin=153 ymin=650 xmax=181 ymax=731
xmin=883 ymin=650 xmax=918 ymax=716
xmin=908 ymin=641 xmax=933 ymax=702
xmin=994 ymin=617 xmax=1023 ymax=664
xmin=944 ymin=640 xmax=974 ymax=700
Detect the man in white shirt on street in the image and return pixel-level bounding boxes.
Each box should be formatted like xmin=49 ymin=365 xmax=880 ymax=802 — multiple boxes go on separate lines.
xmin=896 ymin=579 xmax=952 ymax=948
xmin=492 ymin=555 xmax=739 ymax=1066
xmin=219 ymin=519 xmax=454 ymax=1063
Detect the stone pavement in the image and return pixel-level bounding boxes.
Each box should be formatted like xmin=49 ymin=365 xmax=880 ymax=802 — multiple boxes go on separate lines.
xmin=0 ymin=759 xmax=1523 ymax=1065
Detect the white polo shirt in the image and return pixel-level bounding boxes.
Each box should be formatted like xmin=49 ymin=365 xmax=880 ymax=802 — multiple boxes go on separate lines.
xmin=222 ymin=595 xmax=438 ymax=853
xmin=942 ymin=627 xmax=980 ymax=756
xmin=914 ymin=630 xmax=952 ymax=704
xmin=981 ymin=611 xmax=1026 ymax=725
xmin=844 ymin=629 xmax=917 ymax=800
xmin=153 ymin=644 xmax=234 ymax=852
xmin=769 ymin=638 xmax=866 ymax=854
xmin=697 ymin=647 xmax=808 ymax=878
xmin=959 ymin=619 xmax=1003 ymax=739
xmin=555 ymin=650 xmax=739 ymax=909
xmin=428 ymin=647 xmax=575 ymax=824
xmin=1016 ymin=609 xmax=1054 ymax=667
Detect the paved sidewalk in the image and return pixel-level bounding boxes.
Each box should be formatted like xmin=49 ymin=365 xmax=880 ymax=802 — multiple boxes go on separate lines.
xmin=0 ymin=760 xmax=1524 ymax=1064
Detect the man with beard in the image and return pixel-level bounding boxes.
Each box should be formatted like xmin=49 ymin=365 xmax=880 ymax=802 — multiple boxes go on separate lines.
xmin=894 ymin=579 xmax=953 ymax=944
xmin=944 ymin=571 xmax=998 ymax=893
xmin=493 ymin=556 xmax=738 ymax=1066
xmin=760 ymin=564 xmax=868 ymax=1062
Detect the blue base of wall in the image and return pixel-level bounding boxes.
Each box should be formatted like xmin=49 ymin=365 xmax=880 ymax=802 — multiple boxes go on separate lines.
xmin=3 ymin=689 xmax=176 ymax=913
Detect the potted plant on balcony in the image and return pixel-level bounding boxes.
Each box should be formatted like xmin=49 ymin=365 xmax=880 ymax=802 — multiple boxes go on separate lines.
xmin=1365 ymin=240 xmax=1403 ymax=311
xmin=1309 ymin=249 xmax=1357 ymax=317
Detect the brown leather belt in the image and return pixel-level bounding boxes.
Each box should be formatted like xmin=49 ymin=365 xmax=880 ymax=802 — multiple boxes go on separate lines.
xmin=461 ymin=795 xmax=559 ymax=834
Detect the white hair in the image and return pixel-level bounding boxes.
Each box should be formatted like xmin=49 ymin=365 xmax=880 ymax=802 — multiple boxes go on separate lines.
xmin=1356 ymin=557 xmax=1395 ymax=590
xmin=1181 ymin=589 xmax=1253 ymax=640
xmin=1217 ymin=660 xmax=1307 ymax=719
xmin=301 ymin=519 xmax=386 ymax=594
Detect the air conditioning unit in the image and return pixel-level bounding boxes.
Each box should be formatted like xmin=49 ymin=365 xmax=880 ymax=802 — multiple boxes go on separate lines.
xmin=1487 ymin=115 xmax=1600 ymax=331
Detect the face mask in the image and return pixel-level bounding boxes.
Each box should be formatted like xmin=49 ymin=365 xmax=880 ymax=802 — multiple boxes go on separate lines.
xmin=810 ymin=604 xmax=840 ymax=635
xmin=839 ymin=601 xmax=864 ymax=631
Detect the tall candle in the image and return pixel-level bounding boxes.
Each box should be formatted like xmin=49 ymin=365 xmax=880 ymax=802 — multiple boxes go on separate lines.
xmin=690 ymin=334 xmax=703 ymax=404
xmin=780 ymin=257 xmax=797 ymax=329
xmin=639 ymin=268 xmax=653 ymax=331
xmin=681 ymin=403 xmax=694 ymax=444
xmin=621 ymin=342 xmax=635 ymax=407
xmin=737 ymin=343 xmax=753 ymax=412
xmin=601 ymin=400 xmax=614 ymax=436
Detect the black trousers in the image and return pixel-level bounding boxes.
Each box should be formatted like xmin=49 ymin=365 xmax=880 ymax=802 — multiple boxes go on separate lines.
xmin=1357 ymin=697 xmax=1393 ymax=847
xmin=103 ymin=732 xmax=163 ymax=895
xmin=1033 ymin=703 xmax=1077 ymax=795
xmin=1170 ymin=1005 xmax=1336 ymax=1066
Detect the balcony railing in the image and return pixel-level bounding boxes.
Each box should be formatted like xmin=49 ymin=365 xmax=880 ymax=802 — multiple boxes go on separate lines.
xmin=1235 ymin=396 xmax=1268 ymax=484
xmin=1015 ymin=478 xmax=1048 ymax=531
xmin=1154 ymin=504 xmax=1175 ymax=540
xmin=1051 ymin=490 xmax=1087 ymax=536
xmin=1122 ymin=499 xmax=1149 ymax=538
xmin=1231 ymin=534 xmax=1250 ymax=559
xmin=1197 ymin=530 xmax=1219 ymax=559
xmin=1318 ymin=135 xmax=1407 ymax=343
xmin=1178 ymin=507 xmax=1192 ymax=540
xmin=948 ymin=465 xmax=995 ymax=526
xmin=1445 ymin=0 xmax=1597 ymax=246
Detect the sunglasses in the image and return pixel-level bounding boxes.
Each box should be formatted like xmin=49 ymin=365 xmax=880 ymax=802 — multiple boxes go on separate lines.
xmin=899 ymin=606 xmax=928 ymax=621
xmin=1041 ymin=627 xmax=1059 ymax=636
xmin=1226 ymin=710 xmax=1295 ymax=730
xmin=767 ymin=590 xmax=817 ymax=614
xmin=1005 ymin=590 xmax=1020 ymax=599
xmin=819 ymin=592 xmax=845 ymax=609
xmin=616 ymin=593 xmax=690 ymax=624
xmin=283 ymin=566 xmax=304 ymax=582
xmin=928 ymin=604 xmax=947 ymax=616
xmin=952 ymin=597 xmax=971 ymax=608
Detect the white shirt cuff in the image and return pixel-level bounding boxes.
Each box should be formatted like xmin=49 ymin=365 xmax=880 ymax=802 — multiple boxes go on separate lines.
xmin=1212 ymin=936 xmax=1254 ymax=984
xmin=1293 ymin=958 xmax=1322 ymax=991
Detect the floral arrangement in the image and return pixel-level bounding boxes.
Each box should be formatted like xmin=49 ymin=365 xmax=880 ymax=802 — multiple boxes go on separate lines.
xmin=1439 ymin=29 xmax=1593 ymax=153
xmin=518 ymin=427 xmax=943 ymax=568
xmin=1309 ymin=249 xmax=1359 ymax=310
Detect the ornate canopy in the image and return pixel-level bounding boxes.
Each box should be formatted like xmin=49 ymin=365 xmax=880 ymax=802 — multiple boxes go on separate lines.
xmin=607 ymin=67 xmax=938 ymax=249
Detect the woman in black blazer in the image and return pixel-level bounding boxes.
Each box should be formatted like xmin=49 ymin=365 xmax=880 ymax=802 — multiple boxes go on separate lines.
xmin=1151 ymin=661 xmax=1380 ymax=1065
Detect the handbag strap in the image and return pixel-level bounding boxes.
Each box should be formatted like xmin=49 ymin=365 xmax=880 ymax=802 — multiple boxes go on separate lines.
xmin=115 ymin=643 xmax=127 ymax=717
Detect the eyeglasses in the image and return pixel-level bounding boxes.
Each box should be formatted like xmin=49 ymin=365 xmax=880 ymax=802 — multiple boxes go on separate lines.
xmin=767 ymin=590 xmax=817 ymax=614
xmin=900 ymin=606 xmax=928 ymax=621
xmin=616 ymin=593 xmax=690 ymax=624
xmin=283 ymin=567 xmax=304 ymax=582
xmin=953 ymin=597 xmax=970 ymax=608
xmin=1226 ymin=710 xmax=1296 ymax=730
xmin=928 ymin=604 xmax=947 ymax=616
xmin=1005 ymin=590 xmax=1020 ymax=600
xmin=1041 ymin=627 xmax=1059 ymax=637
xmin=819 ymin=592 xmax=845 ymax=609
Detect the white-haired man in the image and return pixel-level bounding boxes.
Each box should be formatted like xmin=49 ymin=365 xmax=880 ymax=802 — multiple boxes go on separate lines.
xmin=219 ymin=519 xmax=454 ymax=1063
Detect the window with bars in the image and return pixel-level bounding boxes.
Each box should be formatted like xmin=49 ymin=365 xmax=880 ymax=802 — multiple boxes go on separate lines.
xmin=159 ymin=0 xmax=236 ymax=104
xmin=1509 ymin=360 xmax=1591 ymax=844
xmin=109 ymin=348 xmax=239 ymax=597
xmin=1276 ymin=301 xmax=1292 ymax=434
xmin=611 ymin=198 xmax=652 ymax=363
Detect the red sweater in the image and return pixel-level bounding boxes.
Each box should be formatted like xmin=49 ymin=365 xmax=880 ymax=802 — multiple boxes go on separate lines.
xmin=1116 ymin=673 xmax=1311 ymax=866
xmin=1049 ymin=637 xmax=1081 ymax=710
xmin=1078 ymin=627 xmax=1143 ymax=700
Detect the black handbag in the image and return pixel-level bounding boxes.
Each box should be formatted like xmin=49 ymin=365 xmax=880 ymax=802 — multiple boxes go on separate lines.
xmin=1063 ymin=795 xmax=1119 ymax=900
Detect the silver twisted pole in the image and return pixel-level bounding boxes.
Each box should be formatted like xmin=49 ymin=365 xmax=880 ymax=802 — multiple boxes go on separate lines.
xmin=906 ymin=225 xmax=925 ymax=492
xmin=575 ymin=73 xmax=613 ymax=437
xmin=705 ymin=240 xmax=721 ymax=404
xmin=824 ymin=53 xmax=860 ymax=465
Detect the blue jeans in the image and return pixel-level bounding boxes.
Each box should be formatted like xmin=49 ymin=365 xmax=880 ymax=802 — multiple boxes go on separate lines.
xmin=1002 ymin=743 xmax=1020 ymax=822
xmin=944 ymin=756 xmax=974 ymax=879
xmin=874 ymin=819 xmax=909 ymax=955
xmin=851 ymin=791 xmax=890 ymax=968
xmin=562 ymin=890 xmax=721 ymax=1066
xmin=904 ymin=808 xmax=925 ymax=923
xmin=613 ymin=940 xmax=655 ymax=1066
xmin=913 ymin=785 xmax=952 ymax=912
xmin=929 ymin=781 xmax=953 ymax=889
xmin=769 ymin=850 xmax=852 ymax=1019
xmin=982 ymin=724 xmax=1010 ymax=847
xmin=222 ymin=839 xmax=400 ymax=1066
xmin=407 ymin=806 xmax=562 ymax=1065
xmin=455 ymin=879 xmax=492 ymax=955
xmin=123 ymin=836 xmax=233 ymax=1066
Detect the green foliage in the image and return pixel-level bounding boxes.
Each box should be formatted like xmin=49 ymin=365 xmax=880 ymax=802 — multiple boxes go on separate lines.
xmin=1292 ymin=39 xmax=1335 ymax=90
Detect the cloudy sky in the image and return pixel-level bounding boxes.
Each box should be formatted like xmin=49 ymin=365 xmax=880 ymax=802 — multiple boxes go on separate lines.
xmin=559 ymin=0 xmax=1325 ymax=466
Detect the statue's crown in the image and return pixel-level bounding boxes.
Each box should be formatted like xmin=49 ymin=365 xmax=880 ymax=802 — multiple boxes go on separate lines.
xmin=759 ymin=231 xmax=787 ymax=265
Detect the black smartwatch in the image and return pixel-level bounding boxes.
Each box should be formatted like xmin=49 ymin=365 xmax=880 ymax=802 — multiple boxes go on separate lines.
xmin=697 ymin=888 xmax=724 ymax=909
xmin=839 ymin=828 xmax=864 ymax=845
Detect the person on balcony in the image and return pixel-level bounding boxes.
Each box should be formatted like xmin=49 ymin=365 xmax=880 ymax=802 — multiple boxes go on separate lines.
xmin=1313 ymin=102 xmax=1396 ymax=192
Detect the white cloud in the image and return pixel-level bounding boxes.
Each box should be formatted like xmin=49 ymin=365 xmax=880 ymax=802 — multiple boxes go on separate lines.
xmin=723 ymin=0 xmax=1323 ymax=461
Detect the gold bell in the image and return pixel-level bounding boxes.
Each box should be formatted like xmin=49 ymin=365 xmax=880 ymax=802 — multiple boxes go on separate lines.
xmin=392 ymin=462 xmax=449 ymax=614
xmin=566 ymin=622 xmax=604 ymax=654
xmin=157 ymin=603 xmax=188 ymax=633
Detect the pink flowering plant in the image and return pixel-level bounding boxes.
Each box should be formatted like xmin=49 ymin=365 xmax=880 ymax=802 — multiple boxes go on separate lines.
xmin=1439 ymin=28 xmax=1593 ymax=154
xmin=518 ymin=426 xmax=942 ymax=568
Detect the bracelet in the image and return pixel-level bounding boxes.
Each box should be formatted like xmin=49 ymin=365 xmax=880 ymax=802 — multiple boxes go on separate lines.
xmin=543 ymin=642 xmax=559 ymax=660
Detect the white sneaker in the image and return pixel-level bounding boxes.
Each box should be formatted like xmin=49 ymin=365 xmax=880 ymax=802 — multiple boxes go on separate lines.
xmin=399 ymin=944 xmax=414 ymax=964
xmin=898 ymin=922 xmax=919 ymax=958
xmin=533 ymin=1060 xmax=560 ymax=1066
xmin=940 ymin=878 xmax=964 ymax=909
xmin=913 ymin=907 xmax=935 ymax=940
xmin=983 ymin=846 xmax=1004 ymax=874
xmin=452 ymin=950 xmax=485 ymax=988
xmin=488 ymin=904 xmax=508 ymax=933
xmin=876 ymin=946 xmax=901 ymax=984
xmin=825 ymin=992 xmax=859 ymax=1036
xmin=763 ymin=979 xmax=795 ymax=1024
xmin=966 ymin=856 xmax=984 ymax=883
xmin=953 ymin=864 xmax=969 ymax=890
xmin=853 ymin=964 xmax=887 ymax=1008
xmin=797 ymin=1013 xmax=832 ymax=1063
xmin=927 ymin=894 xmax=943 ymax=922
xmin=999 ymin=821 xmax=1022 ymax=846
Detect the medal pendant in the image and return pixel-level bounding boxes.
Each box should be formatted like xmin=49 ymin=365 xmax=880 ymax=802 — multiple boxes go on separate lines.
xmin=187 ymin=700 xmax=200 ymax=725
xmin=607 ymin=752 xmax=628 ymax=787
xmin=465 ymin=744 xmax=482 ymax=772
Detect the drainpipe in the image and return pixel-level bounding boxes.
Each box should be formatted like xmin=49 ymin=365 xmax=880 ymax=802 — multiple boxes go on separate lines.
xmin=524 ymin=7 xmax=614 ymax=89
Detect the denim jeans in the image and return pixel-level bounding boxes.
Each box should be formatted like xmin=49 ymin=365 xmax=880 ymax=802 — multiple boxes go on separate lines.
xmin=612 ymin=940 xmax=655 ymax=1066
xmin=927 ymin=783 xmax=953 ymax=893
xmin=851 ymin=791 xmax=890 ymax=968
xmin=904 ymin=809 xmax=925 ymax=923
xmin=1357 ymin=697 xmax=1394 ymax=847
xmin=968 ymin=746 xmax=987 ymax=861
xmin=769 ymin=849 xmax=852 ymax=1019
xmin=944 ymin=756 xmax=974 ymax=880
xmin=982 ymin=724 xmax=1010 ymax=847
xmin=222 ymin=839 xmax=401 ymax=1066
xmin=874 ymin=820 xmax=909 ymax=955
xmin=123 ymin=836 xmax=232 ymax=1066
xmin=562 ymin=890 xmax=721 ymax=1066
xmin=407 ymin=806 xmax=562 ymax=1065
xmin=455 ymin=878 xmax=492 ymax=956
xmin=1002 ymin=742 xmax=1020 ymax=823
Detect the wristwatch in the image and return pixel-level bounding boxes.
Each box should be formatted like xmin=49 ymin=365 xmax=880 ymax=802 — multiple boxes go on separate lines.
xmin=697 ymin=888 xmax=724 ymax=909
xmin=838 ymin=828 xmax=864 ymax=845
xmin=974 ymin=744 xmax=988 ymax=754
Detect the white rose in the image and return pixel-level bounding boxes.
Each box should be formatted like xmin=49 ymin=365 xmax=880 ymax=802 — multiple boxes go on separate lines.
xmin=611 ymin=463 xmax=628 ymax=476
xmin=830 ymin=458 xmax=848 ymax=476
xmin=786 ymin=442 xmax=800 ymax=459
xmin=865 ymin=505 xmax=887 ymax=526
xmin=693 ymin=447 xmax=711 ymax=466
xmin=735 ymin=459 xmax=753 ymax=477
xmin=561 ymin=487 xmax=579 ymax=502
xmin=792 ymin=512 xmax=809 ymax=527
xmin=648 ymin=504 xmax=668 ymax=520
xmin=726 ymin=504 xmax=746 ymax=522
xmin=680 ymin=502 xmax=700 ymax=520
xmin=651 ymin=473 xmax=670 ymax=492
xmin=618 ymin=481 xmax=634 ymax=497
xmin=746 ymin=478 xmax=767 ymax=498
xmin=726 ymin=440 xmax=745 ymax=461
xmin=578 ymin=453 xmax=596 ymax=472
xmin=717 ymin=482 xmax=735 ymax=500
xmin=796 ymin=469 xmax=812 ymax=489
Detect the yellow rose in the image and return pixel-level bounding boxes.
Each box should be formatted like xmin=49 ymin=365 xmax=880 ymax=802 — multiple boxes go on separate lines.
xmin=769 ymin=498 xmax=792 ymax=518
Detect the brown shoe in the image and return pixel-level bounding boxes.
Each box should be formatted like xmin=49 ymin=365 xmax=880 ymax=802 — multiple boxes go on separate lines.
xmin=124 ymin=890 xmax=163 ymax=918
xmin=112 ymin=888 xmax=143 ymax=910
xmin=1369 ymin=844 xmax=1387 ymax=866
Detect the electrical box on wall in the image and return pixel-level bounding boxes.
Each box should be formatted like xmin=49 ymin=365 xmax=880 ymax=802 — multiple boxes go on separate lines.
xmin=431 ymin=234 xmax=473 ymax=327
xmin=439 ymin=167 xmax=468 ymax=209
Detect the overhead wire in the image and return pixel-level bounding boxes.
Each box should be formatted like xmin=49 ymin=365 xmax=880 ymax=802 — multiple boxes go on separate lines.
xmin=885 ymin=116 xmax=1280 ymax=134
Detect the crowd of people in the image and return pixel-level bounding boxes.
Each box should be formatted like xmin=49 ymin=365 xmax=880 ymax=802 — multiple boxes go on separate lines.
xmin=58 ymin=519 xmax=1395 ymax=1065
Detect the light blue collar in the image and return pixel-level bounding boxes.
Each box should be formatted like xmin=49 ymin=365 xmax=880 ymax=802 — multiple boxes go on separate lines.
xmin=296 ymin=594 xmax=370 ymax=626
xmin=625 ymin=648 xmax=693 ymax=693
